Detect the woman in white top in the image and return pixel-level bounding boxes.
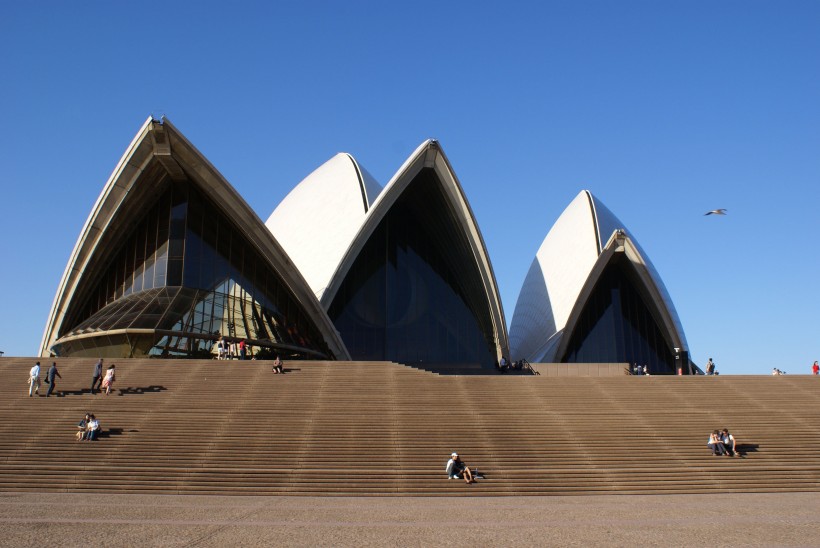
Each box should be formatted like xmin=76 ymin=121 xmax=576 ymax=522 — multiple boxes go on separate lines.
xmin=102 ymin=365 xmax=116 ymax=395
xmin=85 ymin=414 xmax=100 ymax=441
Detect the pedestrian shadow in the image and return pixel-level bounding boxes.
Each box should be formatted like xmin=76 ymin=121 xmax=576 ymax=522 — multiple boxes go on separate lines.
xmin=736 ymin=443 xmax=759 ymax=456
xmin=57 ymin=386 xmax=167 ymax=397
xmin=56 ymin=389 xmax=96 ymax=397
xmin=98 ymin=428 xmax=125 ymax=439
xmin=117 ymin=385 xmax=167 ymax=396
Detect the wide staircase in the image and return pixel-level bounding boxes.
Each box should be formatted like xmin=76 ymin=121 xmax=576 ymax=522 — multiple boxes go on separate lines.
xmin=1 ymin=357 xmax=819 ymax=496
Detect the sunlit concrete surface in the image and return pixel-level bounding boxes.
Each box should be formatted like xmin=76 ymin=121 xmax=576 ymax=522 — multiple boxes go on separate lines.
xmin=0 ymin=492 xmax=817 ymax=547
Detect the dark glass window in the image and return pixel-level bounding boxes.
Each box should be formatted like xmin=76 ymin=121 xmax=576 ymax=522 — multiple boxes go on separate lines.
xmin=561 ymin=257 xmax=675 ymax=374
xmin=56 ymin=176 xmax=332 ymax=359
xmin=328 ymin=168 xmax=497 ymax=368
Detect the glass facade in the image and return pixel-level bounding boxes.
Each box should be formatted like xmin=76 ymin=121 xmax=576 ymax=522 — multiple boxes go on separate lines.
xmin=561 ymin=257 xmax=675 ymax=374
xmin=328 ymin=169 xmax=498 ymax=368
xmin=54 ymin=180 xmax=331 ymax=359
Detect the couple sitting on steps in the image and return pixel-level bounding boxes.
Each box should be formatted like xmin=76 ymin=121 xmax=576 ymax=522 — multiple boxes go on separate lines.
xmin=708 ymin=429 xmax=739 ymax=457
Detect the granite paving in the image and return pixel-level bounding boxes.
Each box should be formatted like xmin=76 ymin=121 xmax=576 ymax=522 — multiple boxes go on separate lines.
xmin=0 ymin=492 xmax=817 ymax=547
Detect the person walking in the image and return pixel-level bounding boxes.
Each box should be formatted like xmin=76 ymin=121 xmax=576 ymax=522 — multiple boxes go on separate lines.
xmin=812 ymin=361 xmax=819 ymax=375
xmin=45 ymin=362 xmax=62 ymax=397
xmin=239 ymin=340 xmax=247 ymax=360
xmin=28 ymin=362 xmax=42 ymax=397
xmin=91 ymin=358 xmax=104 ymax=394
xmin=102 ymin=364 xmax=116 ymax=395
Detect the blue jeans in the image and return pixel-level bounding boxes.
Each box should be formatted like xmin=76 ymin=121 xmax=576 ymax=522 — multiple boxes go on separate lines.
xmin=709 ymin=443 xmax=726 ymax=455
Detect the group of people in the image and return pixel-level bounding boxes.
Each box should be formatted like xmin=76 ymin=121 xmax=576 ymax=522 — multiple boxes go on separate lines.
xmin=632 ymin=364 xmax=650 ymax=376
xmin=216 ymin=338 xmax=250 ymax=360
xmin=771 ymin=360 xmax=820 ymax=375
xmin=28 ymin=361 xmax=62 ymax=397
xmin=76 ymin=413 xmax=101 ymax=441
xmin=497 ymin=357 xmax=527 ymax=373
xmin=707 ymin=429 xmax=739 ymax=457
xmin=707 ymin=359 xmax=820 ymax=376
xmin=27 ymin=358 xmax=117 ymax=397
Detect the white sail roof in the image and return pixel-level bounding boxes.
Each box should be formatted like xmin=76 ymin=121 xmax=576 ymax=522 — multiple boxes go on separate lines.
xmin=266 ymin=153 xmax=381 ymax=300
xmin=320 ymin=140 xmax=509 ymax=359
xmin=509 ymin=190 xmax=687 ymax=362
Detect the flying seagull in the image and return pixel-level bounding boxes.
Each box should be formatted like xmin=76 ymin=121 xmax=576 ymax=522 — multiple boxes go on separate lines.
xmin=704 ymin=209 xmax=727 ymax=216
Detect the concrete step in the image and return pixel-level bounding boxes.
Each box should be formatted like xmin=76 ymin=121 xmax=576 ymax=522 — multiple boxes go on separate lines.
xmin=1 ymin=357 xmax=819 ymax=496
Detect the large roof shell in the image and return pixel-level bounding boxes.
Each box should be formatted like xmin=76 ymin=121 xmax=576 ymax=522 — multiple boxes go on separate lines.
xmin=552 ymin=230 xmax=689 ymax=364
xmin=265 ymin=153 xmax=381 ymax=300
xmin=320 ymin=140 xmax=510 ymax=359
xmin=40 ymin=117 xmax=350 ymax=359
xmin=509 ymin=190 xmax=687 ymax=362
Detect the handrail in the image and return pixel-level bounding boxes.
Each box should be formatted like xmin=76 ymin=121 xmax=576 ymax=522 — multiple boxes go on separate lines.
xmin=515 ymin=358 xmax=539 ymax=375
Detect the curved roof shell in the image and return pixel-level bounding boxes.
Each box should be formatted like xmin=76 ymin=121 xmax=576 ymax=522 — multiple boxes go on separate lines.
xmin=320 ymin=140 xmax=509 ymax=360
xmin=509 ymin=190 xmax=687 ymax=363
xmin=265 ymin=153 xmax=381 ymax=301
xmin=40 ymin=117 xmax=350 ymax=360
xmin=553 ymin=230 xmax=688 ymax=365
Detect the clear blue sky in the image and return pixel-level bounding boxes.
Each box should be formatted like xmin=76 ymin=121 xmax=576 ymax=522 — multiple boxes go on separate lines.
xmin=1 ymin=1 xmax=817 ymax=374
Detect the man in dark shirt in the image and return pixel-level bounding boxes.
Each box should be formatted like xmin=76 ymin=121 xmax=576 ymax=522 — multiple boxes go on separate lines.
xmin=46 ymin=362 xmax=62 ymax=397
xmin=91 ymin=358 xmax=103 ymax=394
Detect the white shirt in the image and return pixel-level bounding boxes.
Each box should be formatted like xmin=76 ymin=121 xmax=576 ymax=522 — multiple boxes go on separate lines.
xmin=88 ymin=419 xmax=100 ymax=431
xmin=30 ymin=364 xmax=40 ymax=378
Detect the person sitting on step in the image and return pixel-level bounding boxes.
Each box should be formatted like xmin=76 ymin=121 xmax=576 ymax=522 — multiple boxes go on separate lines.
xmin=85 ymin=414 xmax=100 ymax=441
xmin=272 ymin=355 xmax=283 ymax=374
xmin=76 ymin=413 xmax=90 ymax=442
xmin=446 ymin=452 xmax=475 ymax=484
xmin=707 ymin=430 xmax=727 ymax=456
xmin=720 ymin=428 xmax=738 ymax=457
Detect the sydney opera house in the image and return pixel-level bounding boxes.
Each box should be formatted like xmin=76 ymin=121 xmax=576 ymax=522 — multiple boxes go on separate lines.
xmin=40 ymin=118 xmax=693 ymax=374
